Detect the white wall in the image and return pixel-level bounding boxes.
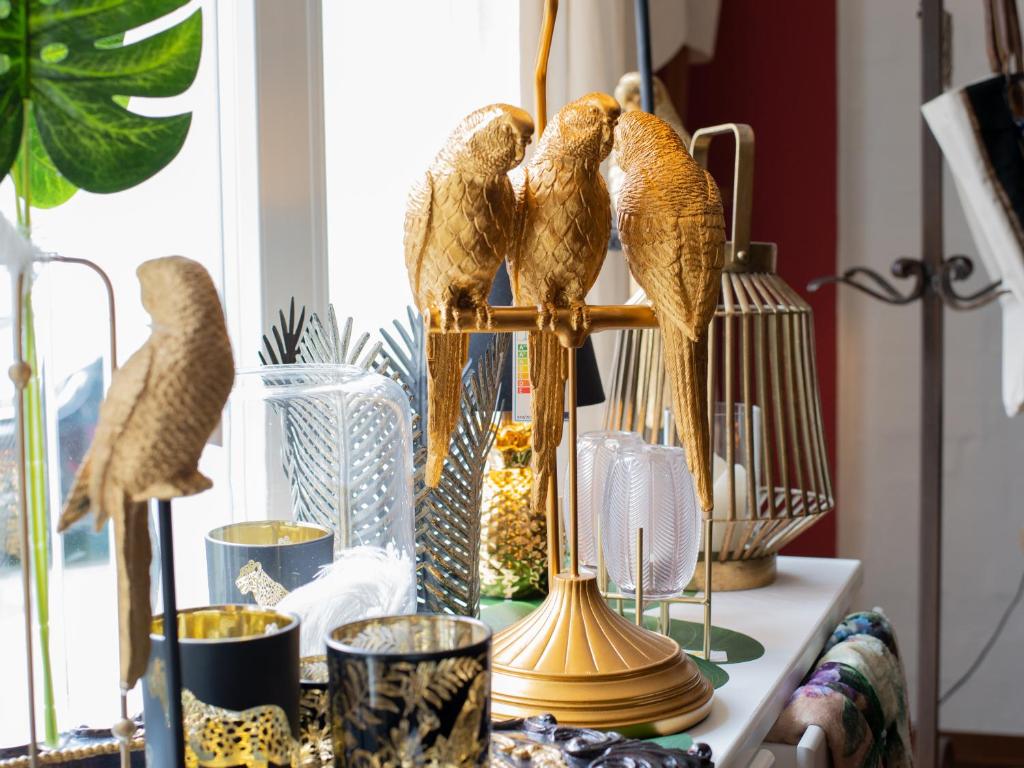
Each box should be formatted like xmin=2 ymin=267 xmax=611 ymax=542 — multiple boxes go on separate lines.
xmin=838 ymin=1 xmax=1024 ymax=735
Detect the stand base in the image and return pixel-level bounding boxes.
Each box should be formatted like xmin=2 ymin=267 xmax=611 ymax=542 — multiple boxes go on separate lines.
xmin=688 ymin=553 xmax=777 ymax=592
xmin=490 ymin=573 xmax=713 ymax=736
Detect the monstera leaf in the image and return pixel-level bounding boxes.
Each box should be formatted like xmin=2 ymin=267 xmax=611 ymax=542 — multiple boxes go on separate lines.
xmin=0 ymin=0 xmax=202 ymax=201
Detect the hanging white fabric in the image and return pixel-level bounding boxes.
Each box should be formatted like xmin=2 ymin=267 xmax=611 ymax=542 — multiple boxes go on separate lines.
xmin=922 ymin=0 xmax=1024 ymax=417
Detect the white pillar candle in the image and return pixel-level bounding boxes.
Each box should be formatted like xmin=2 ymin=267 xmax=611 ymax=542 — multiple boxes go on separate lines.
xmin=711 ymin=454 xmax=748 ymax=554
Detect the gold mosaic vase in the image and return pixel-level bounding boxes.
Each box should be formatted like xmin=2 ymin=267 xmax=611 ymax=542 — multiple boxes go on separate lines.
xmin=479 ymin=420 xmax=548 ymax=599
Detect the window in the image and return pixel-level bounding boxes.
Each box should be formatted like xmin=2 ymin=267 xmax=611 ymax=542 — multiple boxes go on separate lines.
xmin=0 ymin=0 xmax=228 ymax=745
xmin=322 ymin=1 xmax=522 ymax=334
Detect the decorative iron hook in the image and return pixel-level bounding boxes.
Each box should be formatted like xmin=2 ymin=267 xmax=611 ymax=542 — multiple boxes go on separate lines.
xmin=809 ymin=254 xmax=1009 ymax=311
xmin=937 ymin=255 xmax=1009 ymax=310
xmin=808 ymin=257 xmax=927 ymax=305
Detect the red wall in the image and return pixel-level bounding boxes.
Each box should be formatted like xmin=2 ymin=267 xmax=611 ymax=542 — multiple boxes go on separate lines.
xmin=673 ymin=0 xmax=838 ymax=556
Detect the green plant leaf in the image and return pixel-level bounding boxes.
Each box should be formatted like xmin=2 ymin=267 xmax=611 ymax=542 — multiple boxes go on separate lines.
xmin=0 ymin=0 xmax=202 ymax=196
xmin=11 ymin=110 xmax=77 ymax=207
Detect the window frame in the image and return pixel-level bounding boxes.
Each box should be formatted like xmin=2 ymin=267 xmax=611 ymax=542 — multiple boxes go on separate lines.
xmin=220 ymin=0 xmax=329 ymax=367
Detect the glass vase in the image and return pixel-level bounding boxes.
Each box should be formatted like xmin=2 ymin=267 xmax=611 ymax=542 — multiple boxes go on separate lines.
xmin=224 ymin=365 xmax=417 ymax=657
xmin=601 ymin=443 xmax=701 ymax=599
xmin=567 ymin=430 xmax=643 ymax=571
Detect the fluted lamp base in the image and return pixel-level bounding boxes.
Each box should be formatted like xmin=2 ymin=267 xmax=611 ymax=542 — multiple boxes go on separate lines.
xmin=490 ymin=573 xmax=713 ymax=736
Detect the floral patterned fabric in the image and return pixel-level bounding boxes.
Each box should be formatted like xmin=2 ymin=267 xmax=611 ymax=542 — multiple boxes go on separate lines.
xmin=767 ymin=610 xmax=913 ymax=768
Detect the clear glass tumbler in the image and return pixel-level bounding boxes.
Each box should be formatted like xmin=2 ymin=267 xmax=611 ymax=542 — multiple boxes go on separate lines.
xmin=567 ymin=431 xmax=644 ymax=571
xmin=601 ymin=444 xmax=702 ymax=599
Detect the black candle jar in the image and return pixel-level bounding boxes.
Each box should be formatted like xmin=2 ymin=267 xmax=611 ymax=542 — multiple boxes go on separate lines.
xmin=142 ymin=605 xmax=300 ymax=767
xmin=205 ymin=520 xmax=333 ymax=606
xmin=327 ymin=615 xmax=491 ymax=767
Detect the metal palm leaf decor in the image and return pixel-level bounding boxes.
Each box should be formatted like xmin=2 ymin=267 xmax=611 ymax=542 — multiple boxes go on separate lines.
xmin=259 ymin=298 xmax=306 ymax=365
xmin=419 ymin=335 xmax=508 ymax=616
xmin=380 ymin=308 xmax=508 ymax=616
xmin=379 ymin=308 xmax=429 ymax=563
xmin=301 ymin=305 xmax=387 ymax=371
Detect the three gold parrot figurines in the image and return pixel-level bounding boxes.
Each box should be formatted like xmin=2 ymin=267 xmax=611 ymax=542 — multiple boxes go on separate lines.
xmin=403 ymin=96 xmax=725 ymax=516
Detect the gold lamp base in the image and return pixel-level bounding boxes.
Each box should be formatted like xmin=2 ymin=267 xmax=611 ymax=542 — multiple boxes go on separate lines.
xmin=490 ymin=573 xmax=713 ymax=736
xmin=688 ymin=553 xmax=777 ymax=592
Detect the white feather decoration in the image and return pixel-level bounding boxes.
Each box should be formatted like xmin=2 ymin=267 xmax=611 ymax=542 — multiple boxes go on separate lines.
xmin=0 ymin=209 xmax=42 ymax=276
xmin=276 ymin=544 xmax=416 ymax=658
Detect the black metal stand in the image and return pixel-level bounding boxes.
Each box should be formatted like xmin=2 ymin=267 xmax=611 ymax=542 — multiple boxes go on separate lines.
xmin=157 ymin=499 xmax=185 ymax=768
xmin=633 ymin=0 xmax=654 ymax=113
xmin=809 ymin=3 xmax=1005 ymax=764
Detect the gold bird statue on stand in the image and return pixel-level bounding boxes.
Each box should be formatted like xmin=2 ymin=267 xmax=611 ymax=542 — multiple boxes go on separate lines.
xmin=509 ymin=92 xmax=621 ymax=520
xmin=58 ymin=256 xmax=234 ymax=690
xmin=614 ymin=111 xmax=725 ymax=512
xmin=405 ymin=104 xmax=534 ymax=486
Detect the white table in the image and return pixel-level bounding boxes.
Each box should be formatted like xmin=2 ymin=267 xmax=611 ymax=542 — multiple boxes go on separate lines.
xmin=658 ymin=557 xmax=863 ymax=768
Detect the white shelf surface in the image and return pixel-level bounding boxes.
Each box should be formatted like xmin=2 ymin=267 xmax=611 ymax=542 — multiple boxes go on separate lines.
xmin=658 ymin=556 xmax=862 ymax=768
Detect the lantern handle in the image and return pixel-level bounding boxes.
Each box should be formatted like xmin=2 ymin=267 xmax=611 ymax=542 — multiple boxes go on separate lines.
xmin=690 ymin=123 xmax=755 ymax=268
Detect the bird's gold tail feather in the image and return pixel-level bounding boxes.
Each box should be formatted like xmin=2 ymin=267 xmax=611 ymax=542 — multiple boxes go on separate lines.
xmin=106 ymin=481 xmax=152 ymax=690
xmin=425 ymin=332 xmax=468 ymax=487
xmin=528 ymin=332 xmax=565 ymax=522
xmin=664 ymin=323 xmax=713 ymax=512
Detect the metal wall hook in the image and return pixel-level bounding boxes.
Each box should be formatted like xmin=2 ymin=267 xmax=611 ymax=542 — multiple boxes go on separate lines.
xmin=809 ymin=254 xmax=1009 ymax=311
xmin=937 ymin=255 xmax=1009 ymax=310
xmin=808 ymin=257 xmax=927 ymax=305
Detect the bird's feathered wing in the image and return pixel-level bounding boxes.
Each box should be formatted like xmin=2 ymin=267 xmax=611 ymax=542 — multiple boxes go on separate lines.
xmin=404 ymin=171 xmax=434 ymax=299
xmin=619 ymin=170 xmax=725 ymax=510
xmin=619 ymin=172 xmax=723 ymax=342
xmin=507 ymin=167 xmax=527 ymax=299
xmin=59 ymin=344 xmax=155 ymax=532
xmin=404 ymin=170 xmax=461 ymax=487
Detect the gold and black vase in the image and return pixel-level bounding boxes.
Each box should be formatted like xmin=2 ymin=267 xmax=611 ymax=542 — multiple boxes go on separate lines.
xmin=142 ymin=606 xmax=301 ymax=768
xmin=327 ymin=615 xmax=491 ymax=767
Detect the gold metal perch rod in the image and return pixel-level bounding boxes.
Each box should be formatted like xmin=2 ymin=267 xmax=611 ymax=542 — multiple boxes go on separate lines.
xmin=427 ymin=305 xmax=658 ymax=340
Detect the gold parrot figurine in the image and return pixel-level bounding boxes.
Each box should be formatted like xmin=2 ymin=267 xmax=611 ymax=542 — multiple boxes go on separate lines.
xmin=614 ymin=111 xmax=725 ymax=512
xmin=58 ymin=256 xmax=234 ymax=690
xmin=405 ymin=104 xmax=534 ymax=486
xmin=509 ymin=92 xmax=621 ymax=520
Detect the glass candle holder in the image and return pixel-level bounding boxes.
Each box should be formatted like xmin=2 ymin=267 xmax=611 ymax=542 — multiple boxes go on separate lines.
xmin=327 ymin=615 xmax=491 ymax=767
xmin=205 ymin=520 xmax=334 ymax=606
xmin=567 ymin=431 xmax=644 ymax=571
xmin=711 ymin=402 xmax=762 ymax=553
xmin=142 ymin=606 xmax=300 ymax=768
xmin=601 ymin=444 xmax=702 ymax=600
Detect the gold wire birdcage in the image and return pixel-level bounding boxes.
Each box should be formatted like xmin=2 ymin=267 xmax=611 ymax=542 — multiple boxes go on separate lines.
xmin=605 ymin=124 xmax=834 ymax=591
